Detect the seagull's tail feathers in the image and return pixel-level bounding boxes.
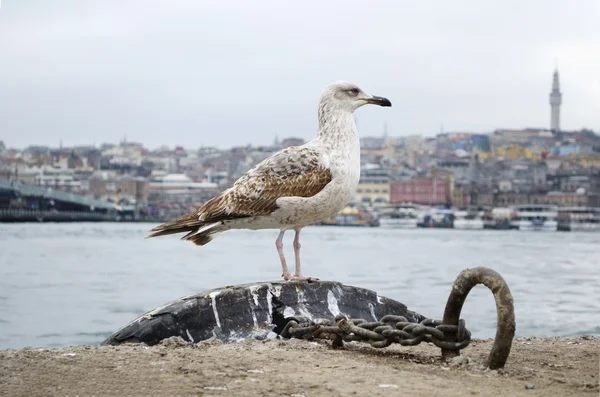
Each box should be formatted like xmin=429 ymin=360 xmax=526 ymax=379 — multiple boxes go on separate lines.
xmin=181 ymin=222 xmax=224 ymax=246
xmin=147 ymin=191 xmax=251 ymax=246
xmin=147 ymin=211 xmax=225 ymax=246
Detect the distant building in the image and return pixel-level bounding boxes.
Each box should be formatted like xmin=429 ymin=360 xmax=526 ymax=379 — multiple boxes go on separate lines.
xmin=491 ymin=129 xmax=547 ymax=147
xmin=35 ymin=166 xmax=80 ymax=191
xmin=88 ymin=171 xmax=149 ymax=203
xmin=552 ymin=144 xmax=594 ymax=157
xmin=360 ymin=137 xmax=386 ymax=150
xmin=549 ymin=68 xmax=562 ymax=133
xmin=435 ymin=157 xmax=470 ymax=181
xmin=390 ymin=178 xmax=450 ymax=205
xmin=23 ymin=145 xmax=51 ymax=156
xmin=148 ymin=173 xmax=218 ymax=205
xmin=477 ymin=191 xmax=591 ymax=207
xmin=354 ymin=167 xmax=390 ymax=206
xmin=280 ymin=137 xmax=305 ymax=148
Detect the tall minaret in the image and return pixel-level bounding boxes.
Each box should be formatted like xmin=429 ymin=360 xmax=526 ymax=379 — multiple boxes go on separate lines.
xmin=549 ymin=68 xmax=562 ymax=133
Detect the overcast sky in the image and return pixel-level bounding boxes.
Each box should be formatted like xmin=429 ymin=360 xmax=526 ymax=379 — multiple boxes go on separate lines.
xmin=1 ymin=0 xmax=599 ymax=150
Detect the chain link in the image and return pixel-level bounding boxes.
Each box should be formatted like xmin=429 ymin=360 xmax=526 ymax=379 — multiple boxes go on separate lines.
xmin=280 ymin=314 xmax=471 ymax=351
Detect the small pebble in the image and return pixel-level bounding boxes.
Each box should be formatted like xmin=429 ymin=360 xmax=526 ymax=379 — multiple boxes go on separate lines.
xmin=449 ymin=356 xmax=470 ymax=366
xmin=524 ymin=383 xmax=535 ymax=390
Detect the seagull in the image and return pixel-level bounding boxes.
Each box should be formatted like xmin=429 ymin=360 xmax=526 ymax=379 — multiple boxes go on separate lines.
xmin=147 ymin=81 xmax=391 ymax=280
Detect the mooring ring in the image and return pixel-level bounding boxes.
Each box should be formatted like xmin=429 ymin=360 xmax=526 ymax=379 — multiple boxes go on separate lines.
xmin=441 ymin=266 xmax=516 ymax=369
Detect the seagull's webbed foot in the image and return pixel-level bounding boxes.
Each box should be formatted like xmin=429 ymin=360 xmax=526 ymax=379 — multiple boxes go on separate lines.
xmin=283 ymin=274 xmax=319 ymax=282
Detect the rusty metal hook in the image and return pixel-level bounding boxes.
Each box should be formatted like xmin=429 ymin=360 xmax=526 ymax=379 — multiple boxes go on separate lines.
xmin=441 ymin=267 xmax=516 ymax=369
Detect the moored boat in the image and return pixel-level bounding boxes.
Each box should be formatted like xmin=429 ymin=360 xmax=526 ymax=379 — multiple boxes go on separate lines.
xmin=557 ymin=207 xmax=600 ymax=232
xmin=418 ymin=208 xmax=454 ymax=228
xmin=453 ymin=210 xmax=485 ymax=230
xmin=510 ymin=205 xmax=558 ymax=231
xmin=483 ymin=207 xmax=516 ymax=230
xmin=318 ymin=206 xmax=378 ymax=227
xmin=378 ymin=205 xmax=419 ymax=228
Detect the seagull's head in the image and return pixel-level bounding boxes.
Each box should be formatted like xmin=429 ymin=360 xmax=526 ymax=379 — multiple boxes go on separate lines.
xmin=319 ymin=81 xmax=392 ymax=113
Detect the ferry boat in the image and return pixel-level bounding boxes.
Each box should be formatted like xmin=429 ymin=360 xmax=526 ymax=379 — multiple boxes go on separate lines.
xmin=453 ymin=210 xmax=484 ymax=230
xmin=318 ymin=206 xmax=378 ymax=227
xmin=510 ymin=205 xmax=558 ymax=231
xmin=482 ymin=207 xmax=516 ymax=230
xmin=557 ymin=207 xmax=600 ymax=232
xmin=378 ymin=205 xmax=419 ymax=228
xmin=418 ymin=208 xmax=454 ymax=228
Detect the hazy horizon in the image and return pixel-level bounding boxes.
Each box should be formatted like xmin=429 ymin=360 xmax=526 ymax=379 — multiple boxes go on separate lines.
xmin=1 ymin=0 xmax=599 ymax=149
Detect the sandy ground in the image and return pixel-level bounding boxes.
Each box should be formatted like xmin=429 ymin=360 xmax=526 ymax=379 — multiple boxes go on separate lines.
xmin=0 ymin=336 xmax=598 ymax=397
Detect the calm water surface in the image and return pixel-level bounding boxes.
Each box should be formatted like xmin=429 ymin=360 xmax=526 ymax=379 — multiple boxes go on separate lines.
xmin=0 ymin=223 xmax=598 ymax=349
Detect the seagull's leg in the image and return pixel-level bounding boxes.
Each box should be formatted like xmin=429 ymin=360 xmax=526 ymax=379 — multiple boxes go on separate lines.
xmin=293 ymin=228 xmax=303 ymax=277
xmin=276 ymin=230 xmax=292 ymax=281
xmin=290 ymin=227 xmax=318 ymax=281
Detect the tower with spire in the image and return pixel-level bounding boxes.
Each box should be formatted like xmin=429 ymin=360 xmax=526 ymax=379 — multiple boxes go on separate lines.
xmin=549 ymin=68 xmax=562 ymax=133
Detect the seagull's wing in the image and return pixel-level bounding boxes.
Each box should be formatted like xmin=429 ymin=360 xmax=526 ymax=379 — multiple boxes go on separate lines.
xmin=221 ymin=145 xmax=332 ymax=217
xmin=147 ymin=146 xmax=332 ymax=242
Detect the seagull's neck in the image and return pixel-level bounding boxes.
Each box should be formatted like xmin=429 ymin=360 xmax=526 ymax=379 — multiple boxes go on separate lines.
xmin=316 ymin=106 xmax=358 ymax=150
xmin=316 ymin=105 xmax=361 ymax=187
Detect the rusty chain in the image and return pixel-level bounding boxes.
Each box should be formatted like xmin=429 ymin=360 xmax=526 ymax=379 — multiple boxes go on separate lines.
xmin=280 ymin=314 xmax=471 ymax=351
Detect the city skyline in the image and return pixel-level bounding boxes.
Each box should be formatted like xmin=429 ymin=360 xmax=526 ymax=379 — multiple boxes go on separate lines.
xmin=1 ymin=1 xmax=600 ymax=149
xmin=2 ymin=120 xmax=598 ymax=152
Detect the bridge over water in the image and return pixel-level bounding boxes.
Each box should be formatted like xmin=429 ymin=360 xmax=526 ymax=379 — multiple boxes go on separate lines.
xmin=0 ymin=179 xmax=122 ymax=222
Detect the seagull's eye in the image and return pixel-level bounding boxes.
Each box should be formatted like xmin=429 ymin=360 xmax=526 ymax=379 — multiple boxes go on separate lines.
xmin=349 ymin=88 xmax=359 ymax=96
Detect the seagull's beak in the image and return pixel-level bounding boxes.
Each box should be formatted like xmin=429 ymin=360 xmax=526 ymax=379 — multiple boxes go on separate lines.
xmin=364 ymin=95 xmax=392 ymax=107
